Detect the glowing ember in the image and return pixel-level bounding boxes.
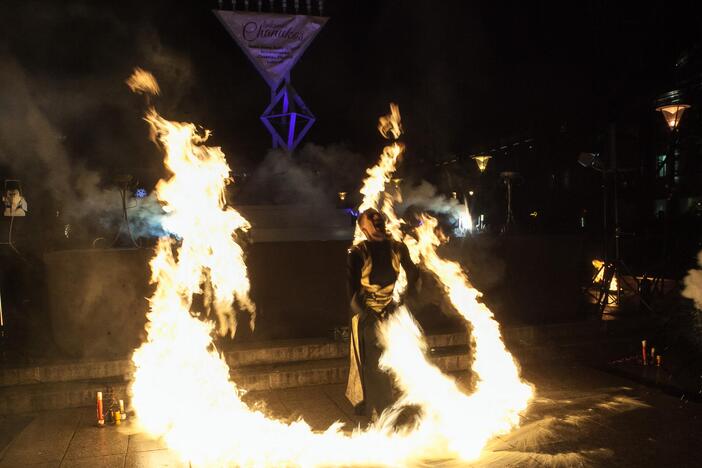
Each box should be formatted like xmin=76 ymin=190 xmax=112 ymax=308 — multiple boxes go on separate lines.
xmin=129 ymin=71 xmax=533 ymax=466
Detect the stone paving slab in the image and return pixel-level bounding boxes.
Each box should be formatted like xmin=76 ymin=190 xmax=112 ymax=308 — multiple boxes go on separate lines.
xmin=0 ymin=363 xmax=699 ymax=467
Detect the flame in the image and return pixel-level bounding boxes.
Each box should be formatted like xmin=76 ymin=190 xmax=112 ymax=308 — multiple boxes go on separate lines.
xmin=354 ymin=103 xmax=405 ymax=243
xmin=129 ymin=75 xmax=533 ymax=466
xmin=378 ymin=102 xmax=403 ymax=139
xmin=382 ymin=215 xmax=534 ymax=458
xmin=361 ymin=103 xmax=534 ymax=457
xmin=592 ymin=259 xmax=605 ymax=283
xmin=125 ymin=67 xmax=161 ymax=96
xmin=592 ymin=259 xmax=618 ymax=306
xmin=592 ymin=259 xmax=618 ymax=294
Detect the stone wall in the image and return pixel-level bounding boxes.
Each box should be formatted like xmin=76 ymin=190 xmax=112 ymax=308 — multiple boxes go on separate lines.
xmin=43 ymin=235 xmax=586 ymax=358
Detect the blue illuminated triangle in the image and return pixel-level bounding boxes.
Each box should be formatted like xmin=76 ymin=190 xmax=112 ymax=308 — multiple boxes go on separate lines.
xmin=260 ymin=84 xmax=315 ymax=151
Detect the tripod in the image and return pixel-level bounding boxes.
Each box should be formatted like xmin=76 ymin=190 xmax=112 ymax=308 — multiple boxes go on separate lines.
xmin=583 ymin=125 xmax=655 ymax=316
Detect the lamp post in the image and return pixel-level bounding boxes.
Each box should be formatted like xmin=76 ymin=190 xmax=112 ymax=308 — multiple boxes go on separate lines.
xmin=470 ymin=155 xmax=491 ymax=232
xmin=655 ymin=91 xmax=690 ymax=195
xmin=655 ymin=90 xmax=690 ymax=283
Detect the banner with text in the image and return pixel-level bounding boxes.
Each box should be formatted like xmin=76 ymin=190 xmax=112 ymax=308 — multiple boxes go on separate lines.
xmin=215 ymin=10 xmax=327 ymax=88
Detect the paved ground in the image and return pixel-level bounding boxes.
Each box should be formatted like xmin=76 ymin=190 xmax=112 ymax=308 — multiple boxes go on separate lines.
xmin=0 ymin=363 xmax=699 ymax=467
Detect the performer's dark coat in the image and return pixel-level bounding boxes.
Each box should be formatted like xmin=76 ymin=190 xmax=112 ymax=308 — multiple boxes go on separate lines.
xmin=345 ymin=238 xmax=418 ymax=416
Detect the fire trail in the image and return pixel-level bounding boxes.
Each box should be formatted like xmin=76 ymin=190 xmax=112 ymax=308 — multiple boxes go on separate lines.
xmin=128 ymin=69 xmax=533 ymax=467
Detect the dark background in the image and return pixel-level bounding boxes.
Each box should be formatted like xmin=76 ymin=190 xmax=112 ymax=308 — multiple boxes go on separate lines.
xmin=1 ymin=1 xmax=701 ymax=173
xmin=2 ymin=1 xmax=702 ymax=359
xmin=3 ymin=1 xmax=702 ymax=255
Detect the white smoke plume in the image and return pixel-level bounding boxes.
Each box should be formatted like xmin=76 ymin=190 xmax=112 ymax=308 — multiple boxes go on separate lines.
xmin=396 ymin=179 xmax=471 ymax=235
xmin=238 ymin=142 xmax=366 ymax=209
xmin=398 ymin=179 xmax=463 ymax=215
xmin=0 ymin=26 xmax=192 ymax=244
xmin=683 ymin=251 xmax=702 ymax=310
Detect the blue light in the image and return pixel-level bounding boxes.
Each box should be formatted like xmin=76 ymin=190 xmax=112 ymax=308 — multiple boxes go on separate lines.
xmin=135 ymin=188 xmax=148 ymax=199
xmin=345 ymin=208 xmax=359 ymax=218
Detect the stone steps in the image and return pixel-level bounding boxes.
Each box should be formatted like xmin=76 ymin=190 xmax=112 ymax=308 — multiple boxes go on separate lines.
xmin=224 ymin=330 xmax=468 ymax=368
xmin=0 ymin=331 xmax=469 ymax=388
xmin=0 ymin=359 xmax=131 ymax=388
xmin=0 ymin=320 xmax=630 ymax=388
xmin=0 ymin=332 xmax=470 ymax=414
xmin=231 ymin=346 xmax=471 ymax=391
xmin=0 ymin=347 xmax=469 ymax=414
xmin=0 ymin=320 xmax=645 ymax=414
xmin=0 ymin=377 xmax=130 ymax=415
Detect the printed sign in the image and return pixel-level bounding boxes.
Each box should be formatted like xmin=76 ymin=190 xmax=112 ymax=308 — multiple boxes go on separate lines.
xmin=215 ymin=10 xmax=327 ymax=88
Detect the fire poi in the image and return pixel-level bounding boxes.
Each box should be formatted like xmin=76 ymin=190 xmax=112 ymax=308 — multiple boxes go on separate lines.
xmin=128 ymin=68 xmax=534 ymax=466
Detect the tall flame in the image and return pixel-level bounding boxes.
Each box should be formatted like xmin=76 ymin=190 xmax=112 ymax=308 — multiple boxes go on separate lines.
xmin=354 ymin=104 xmax=405 ymax=244
xmin=360 ymin=103 xmax=534 ymax=457
xmin=129 ymin=72 xmax=533 ymax=466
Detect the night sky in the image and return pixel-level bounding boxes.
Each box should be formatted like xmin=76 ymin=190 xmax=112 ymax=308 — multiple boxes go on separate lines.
xmin=2 ymin=0 xmax=701 ymax=186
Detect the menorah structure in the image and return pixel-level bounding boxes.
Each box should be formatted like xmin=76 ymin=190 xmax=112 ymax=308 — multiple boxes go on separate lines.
xmin=215 ymin=3 xmax=328 ymax=151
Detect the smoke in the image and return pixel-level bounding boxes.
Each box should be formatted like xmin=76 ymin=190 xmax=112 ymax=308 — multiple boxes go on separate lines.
xmin=0 ymin=55 xmax=166 ymax=241
xmin=398 ymin=179 xmax=462 ymax=215
xmin=238 ymin=142 xmax=366 ymax=210
xmin=682 ymin=251 xmax=702 ymax=310
xmin=397 ymin=180 xmax=470 ymax=235
xmin=0 ymin=2 xmax=193 ymax=246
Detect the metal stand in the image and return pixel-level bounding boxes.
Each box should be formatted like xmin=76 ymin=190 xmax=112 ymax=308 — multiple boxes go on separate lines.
xmin=110 ymin=176 xmax=140 ymax=248
xmin=499 ymin=171 xmax=520 ymax=234
xmin=584 ymin=125 xmax=655 ymax=315
xmin=0 ymin=291 xmax=5 ymax=362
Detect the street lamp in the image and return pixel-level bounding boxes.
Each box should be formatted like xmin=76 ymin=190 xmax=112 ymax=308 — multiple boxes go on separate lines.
xmin=656 ymin=103 xmax=690 ymax=131
xmin=655 ymin=91 xmax=690 ymax=184
xmin=471 ymin=155 xmax=492 ymax=173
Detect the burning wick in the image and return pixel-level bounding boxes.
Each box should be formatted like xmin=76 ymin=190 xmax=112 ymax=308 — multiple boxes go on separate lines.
xmin=338 ymin=191 xmax=347 ymax=201
xmin=96 ymin=392 xmax=104 ymax=427
xmin=641 ymin=340 xmax=647 ymax=366
xmin=656 ymin=355 xmax=662 ymax=367
xmin=650 ymin=347 xmax=656 ymax=363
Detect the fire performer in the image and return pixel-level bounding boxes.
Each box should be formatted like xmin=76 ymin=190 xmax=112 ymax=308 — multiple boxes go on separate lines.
xmin=346 ymin=208 xmax=418 ymax=418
